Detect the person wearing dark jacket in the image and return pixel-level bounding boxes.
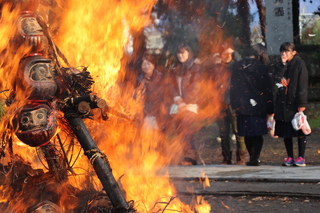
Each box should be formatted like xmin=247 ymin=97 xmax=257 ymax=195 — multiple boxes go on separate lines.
xmin=170 ymin=42 xmax=201 ymax=165
xmin=273 ymin=42 xmax=309 ymax=167
xmin=211 ymin=44 xmax=246 ymax=165
xmin=230 ymin=44 xmax=274 ymax=166
xmin=134 ymin=54 xmax=164 ymax=130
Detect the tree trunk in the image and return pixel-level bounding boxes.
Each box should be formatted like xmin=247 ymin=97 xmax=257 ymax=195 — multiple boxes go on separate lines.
xmin=292 ymin=0 xmax=300 ymax=44
xmin=236 ymin=0 xmax=251 ymax=48
xmin=212 ymin=0 xmax=232 ymax=27
xmin=255 ymin=0 xmax=266 ymax=44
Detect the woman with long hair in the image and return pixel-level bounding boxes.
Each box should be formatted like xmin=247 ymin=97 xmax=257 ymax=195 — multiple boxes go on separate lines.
xmin=273 ymin=42 xmax=309 ymax=167
xmin=170 ymin=42 xmax=201 ymax=165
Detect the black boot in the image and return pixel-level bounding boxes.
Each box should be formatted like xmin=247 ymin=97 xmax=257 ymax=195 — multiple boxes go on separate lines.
xmin=246 ymin=149 xmax=261 ymax=166
xmin=222 ymin=151 xmax=232 ymax=165
xmin=245 ymin=136 xmax=262 ymax=166
xmin=246 ymin=158 xmax=260 ymax=166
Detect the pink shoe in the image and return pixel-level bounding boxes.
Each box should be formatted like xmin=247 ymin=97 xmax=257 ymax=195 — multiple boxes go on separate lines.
xmin=294 ymin=157 xmax=306 ymax=167
xmin=282 ymin=157 xmax=294 ymax=166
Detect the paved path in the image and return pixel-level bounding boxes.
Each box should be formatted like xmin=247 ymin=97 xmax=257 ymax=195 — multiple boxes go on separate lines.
xmin=166 ymin=165 xmax=320 ymax=183
xmin=159 ymin=165 xmax=320 ymax=198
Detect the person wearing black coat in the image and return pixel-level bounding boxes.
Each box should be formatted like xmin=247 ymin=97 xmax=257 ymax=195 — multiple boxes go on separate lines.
xmin=133 ymin=54 xmax=164 ymax=130
xmin=230 ymin=44 xmax=274 ymax=166
xmin=210 ymin=44 xmax=246 ymax=165
xmin=170 ymin=42 xmax=201 ymax=165
xmin=273 ymin=42 xmax=309 ymax=167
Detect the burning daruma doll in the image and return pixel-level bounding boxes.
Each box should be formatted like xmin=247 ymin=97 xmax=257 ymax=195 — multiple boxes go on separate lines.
xmin=14 ymin=55 xmax=58 ymax=147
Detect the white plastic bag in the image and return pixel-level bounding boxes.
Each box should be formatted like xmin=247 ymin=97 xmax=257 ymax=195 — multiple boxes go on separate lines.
xmin=301 ymin=116 xmax=312 ymax=135
xmin=142 ymin=116 xmax=158 ymax=130
xmin=291 ymin=112 xmax=311 ymax=135
xmin=291 ymin=112 xmax=303 ymax=131
xmin=267 ymin=115 xmax=278 ymax=138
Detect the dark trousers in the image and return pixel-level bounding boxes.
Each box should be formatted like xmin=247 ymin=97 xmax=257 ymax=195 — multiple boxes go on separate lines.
xmin=284 ymin=137 xmax=307 ymax=158
xmin=175 ymin=110 xmax=197 ymax=160
xmin=245 ymin=135 xmax=263 ymax=161
xmin=217 ymin=105 xmax=246 ymax=152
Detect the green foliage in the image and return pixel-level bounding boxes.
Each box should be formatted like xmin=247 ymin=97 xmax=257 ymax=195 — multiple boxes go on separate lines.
xmin=161 ymin=0 xmax=253 ymax=62
xmin=309 ymin=117 xmax=320 ymax=128
xmin=307 ymin=102 xmax=320 ymax=128
xmin=301 ymin=19 xmax=320 ymax=44
xmin=163 ymin=12 xmax=199 ymax=56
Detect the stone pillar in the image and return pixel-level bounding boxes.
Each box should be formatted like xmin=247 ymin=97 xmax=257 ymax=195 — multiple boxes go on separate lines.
xmin=265 ymin=0 xmax=293 ymax=55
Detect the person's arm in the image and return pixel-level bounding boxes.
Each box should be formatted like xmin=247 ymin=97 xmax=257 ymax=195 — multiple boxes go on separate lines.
xmin=187 ymin=63 xmax=202 ymax=105
xmin=229 ymin=62 xmax=241 ymax=113
xmin=133 ymin=74 xmax=145 ymax=100
xmin=273 ymin=62 xmax=287 ymax=83
xmin=263 ymin=66 xmax=274 ymax=115
xmin=170 ymin=65 xmax=184 ymax=105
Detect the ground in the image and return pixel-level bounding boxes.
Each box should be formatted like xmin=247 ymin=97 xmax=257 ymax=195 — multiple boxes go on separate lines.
xmin=178 ymin=193 xmax=320 ymax=213
xmin=196 ymin=124 xmax=320 ymax=166
xmin=174 ymin=102 xmax=320 ymax=213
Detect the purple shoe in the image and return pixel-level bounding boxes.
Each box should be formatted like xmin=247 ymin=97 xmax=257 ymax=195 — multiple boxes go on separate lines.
xmin=282 ymin=157 xmax=294 ymax=166
xmin=294 ymin=157 xmax=306 ymax=167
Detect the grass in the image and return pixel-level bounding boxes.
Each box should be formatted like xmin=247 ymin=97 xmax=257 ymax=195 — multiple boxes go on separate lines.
xmin=307 ymin=102 xmax=320 ymax=128
xmin=309 ymin=117 xmax=320 ymax=128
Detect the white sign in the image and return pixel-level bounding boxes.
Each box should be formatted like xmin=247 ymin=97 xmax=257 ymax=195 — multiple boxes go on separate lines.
xmin=265 ymin=0 xmax=294 ymax=55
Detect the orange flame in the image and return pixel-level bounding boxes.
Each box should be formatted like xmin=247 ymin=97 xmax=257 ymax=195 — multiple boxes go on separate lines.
xmin=200 ymin=172 xmax=210 ymax=189
xmin=0 ymin=0 xmax=235 ymax=212
xmin=53 ymin=1 xmax=212 ymax=211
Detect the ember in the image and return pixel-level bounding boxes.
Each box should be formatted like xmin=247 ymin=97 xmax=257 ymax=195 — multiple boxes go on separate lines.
xmin=0 ymin=0 xmax=217 ymax=212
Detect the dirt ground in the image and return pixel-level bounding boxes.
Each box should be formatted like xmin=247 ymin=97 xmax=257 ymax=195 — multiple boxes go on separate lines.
xmin=195 ymin=124 xmax=320 ymax=166
xmin=194 ymin=102 xmax=320 ymax=166
xmin=176 ymin=103 xmax=320 ymax=213
xmin=178 ymin=193 xmax=320 ymax=213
